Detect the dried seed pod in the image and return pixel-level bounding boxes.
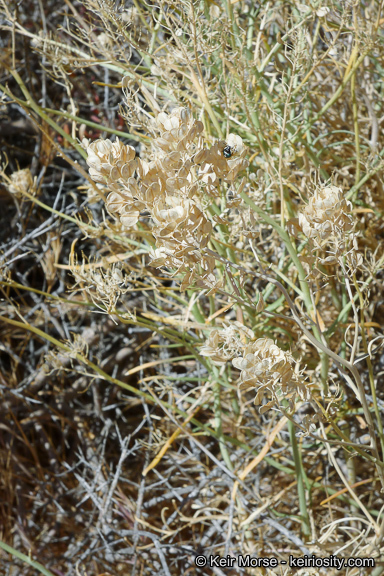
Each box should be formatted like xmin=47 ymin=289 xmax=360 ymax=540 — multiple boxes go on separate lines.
xmin=232 ymin=338 xmax=309 ymax=412
xmin=154 ymin=107 xmax=203 ymax=153
xmin=200 ymin=322 xmax=255 ymax=366
xmin=298 ymin=185 xmax=353 ymax=241
xmin=7 ymin=168 xmax=34 ymax=197
xmin=83 ymin=138 xmax=137 ymax=184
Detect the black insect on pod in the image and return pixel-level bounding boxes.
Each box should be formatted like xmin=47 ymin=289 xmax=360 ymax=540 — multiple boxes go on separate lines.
xmin=223 ymin=145 xmax=234 ymax=158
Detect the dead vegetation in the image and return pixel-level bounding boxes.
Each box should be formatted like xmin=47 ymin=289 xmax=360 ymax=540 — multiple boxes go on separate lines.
xmin=1 ymin=1 xmax=384 ymax=575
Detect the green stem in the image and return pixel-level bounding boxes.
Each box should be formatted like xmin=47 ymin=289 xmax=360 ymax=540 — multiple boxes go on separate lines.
xmin=351 ymin=70 xmax=361 ymax=186
xmin=288 ymin=420 xmax=310 ymax=538
xmin=0 ymin=540 xmax=56 ymax=576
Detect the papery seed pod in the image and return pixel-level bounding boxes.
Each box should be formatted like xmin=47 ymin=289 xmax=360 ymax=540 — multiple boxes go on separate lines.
xmin=226 ymin=133 xmax=246 ymax=155
xmin=120 ymin=206 xmax=141 ymax=227
xmin=159 ymin=151 xmax=182 ymax=170
xmin=152 ymin=197 xmax=190 ymax=226
xmin=154 ymin=107 xmax=202 ymax=152
xmin=83 ymin=138 xmax=136 ymax=184
xmin=106 ymin=192 xmax=126 ymax=213
xmin=298 ymin=185 xmax=353 ymax=241
xmin=200 ymin=322 xmax=255 ymax=365
xmin=7 ymin=168 xmax=34 ymax=196
xmin=194 ymin=149 xmax=209 ymax=164
xmin=232 ymin=338 xmax=293 ymax=391
xmin=165 ymin=176 xmax=190 ymax=193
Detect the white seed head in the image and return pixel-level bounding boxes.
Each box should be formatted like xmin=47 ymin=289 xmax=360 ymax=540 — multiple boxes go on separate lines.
xmin=7 ymin=168 xmax=34 ymax=197
xmin=299 ymin=185 xmax=353 ymax=241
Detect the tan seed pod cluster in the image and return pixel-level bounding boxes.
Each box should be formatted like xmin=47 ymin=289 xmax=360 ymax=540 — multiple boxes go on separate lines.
xmin=200 ymin=325 xmax=309 ymax=412
xmin=298 ymin=185 xmax=353 ymax=242
xmin=232 ymin=338 xmax=308 ymax=413
xmin=83 ymin=138 xmax=143 ymax=227
xmin=154 ymin=107 xmax=204 ymax=153
xmin=288 ymin=184 xmax=358 ymax=272
xmin=200 ymin=321 xmax=255 ymax=366
xmin=232 ymin=338 xmax=293 ymax=388
xmin=83 ymin=106 xmax=249 ymax=289
xmin=84 ymin=138 xmax=137 ymax=184
xmin=150 ymin=197 xmax=215 ymax=289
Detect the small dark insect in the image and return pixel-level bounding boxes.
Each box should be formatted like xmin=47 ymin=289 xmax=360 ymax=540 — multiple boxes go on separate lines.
xmin=223 ymin=145 xmax=235 ymax=158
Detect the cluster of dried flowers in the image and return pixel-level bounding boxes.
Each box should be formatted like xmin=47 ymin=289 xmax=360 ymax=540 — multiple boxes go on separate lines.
xmin=297 ymin=185 xmax=353 ymax=244
xmin=1 ymin=166 xmax=35 ymax=198
xmin=42 ymin=333 xmax=90 ymax=374
xmin=201 ymin=322 xmax=308 ymax=412
xmin=70 ymin=258 xmax=130 ymax=314
xmin=200 ymin=321 xmax=255 ymax=366
xmin=289 ymin=184 xmax=360 ymax=276
xmin=83 ymin=107 xmax=248 ymax=289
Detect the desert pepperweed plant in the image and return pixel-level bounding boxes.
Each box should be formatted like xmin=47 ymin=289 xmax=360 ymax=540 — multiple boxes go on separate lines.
xmin=1 ymin=1 xmax=384 ymax=575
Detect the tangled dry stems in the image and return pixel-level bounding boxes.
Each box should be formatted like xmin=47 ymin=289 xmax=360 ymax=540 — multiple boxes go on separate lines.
xmin=1 ymin=0 xmax=384 ymax=575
